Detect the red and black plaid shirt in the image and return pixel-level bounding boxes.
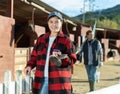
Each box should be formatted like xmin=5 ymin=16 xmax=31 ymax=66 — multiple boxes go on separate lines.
xmin=26 ymin=31 xmax=77 ymax=94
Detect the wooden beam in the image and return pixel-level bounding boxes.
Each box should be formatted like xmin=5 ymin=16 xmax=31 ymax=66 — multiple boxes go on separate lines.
xmin=6 ymin=0 xmax=14 ymax=18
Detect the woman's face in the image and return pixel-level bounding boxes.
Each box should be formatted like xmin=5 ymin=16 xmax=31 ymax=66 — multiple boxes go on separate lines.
xmin=48 ymin=16 xmax=62 ymax=34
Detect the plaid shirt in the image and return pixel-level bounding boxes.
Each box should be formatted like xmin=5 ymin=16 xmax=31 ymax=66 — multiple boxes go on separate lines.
xmin=26 ymin=31 xmax=77 ymax=94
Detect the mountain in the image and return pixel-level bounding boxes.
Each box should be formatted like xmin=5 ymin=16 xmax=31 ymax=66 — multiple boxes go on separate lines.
xmin=73 ymin=4 xmax=120 ymax=28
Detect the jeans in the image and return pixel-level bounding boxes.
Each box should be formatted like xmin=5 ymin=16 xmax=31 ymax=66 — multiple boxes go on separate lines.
xmin=40 ymin=77 xmax=48 ymax=94
xmin=85 ymin=65 xmax=98 ymax=82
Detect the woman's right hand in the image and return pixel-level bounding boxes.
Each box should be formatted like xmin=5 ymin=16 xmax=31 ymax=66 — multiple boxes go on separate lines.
xmin=24 ymin=66 xmax=31 ymax=75
xmin=52 ymin=49 xmax=61 ymax=56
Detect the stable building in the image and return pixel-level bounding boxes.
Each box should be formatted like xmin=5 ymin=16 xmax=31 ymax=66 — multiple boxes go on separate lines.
xmin=0 ymin=0 xmax=120 ymax=82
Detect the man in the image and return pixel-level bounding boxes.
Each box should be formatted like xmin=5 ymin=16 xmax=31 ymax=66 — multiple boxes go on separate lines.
xmin=78 ymin=30 xmax=103 ymax=91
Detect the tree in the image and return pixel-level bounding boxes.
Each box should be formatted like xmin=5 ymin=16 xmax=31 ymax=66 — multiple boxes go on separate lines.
xmin=97 ymin=18 xmax=118 ymax=29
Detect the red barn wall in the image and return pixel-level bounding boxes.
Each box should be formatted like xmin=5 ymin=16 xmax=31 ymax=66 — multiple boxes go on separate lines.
xmin=0 ymin=15 xmax=15 ymax=82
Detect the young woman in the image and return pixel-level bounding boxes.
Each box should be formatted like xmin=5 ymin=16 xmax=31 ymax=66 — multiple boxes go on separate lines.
xmin=24 ymin=11 xmax=77 ymax=94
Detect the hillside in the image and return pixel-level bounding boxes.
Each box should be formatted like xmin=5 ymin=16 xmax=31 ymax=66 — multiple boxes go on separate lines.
xmin=73 ymin=4 xmax=120 ymax=29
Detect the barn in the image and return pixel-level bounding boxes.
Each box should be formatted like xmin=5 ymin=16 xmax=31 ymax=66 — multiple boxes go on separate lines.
xmin=0 ymin=0 xmax=119 ymax=82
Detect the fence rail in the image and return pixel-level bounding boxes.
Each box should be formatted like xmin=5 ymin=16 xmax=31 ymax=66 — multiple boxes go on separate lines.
xmin=0 ymin=70 xmax=33 ymax=94
xmin=86 ymin=83 xmax=120 ymax=94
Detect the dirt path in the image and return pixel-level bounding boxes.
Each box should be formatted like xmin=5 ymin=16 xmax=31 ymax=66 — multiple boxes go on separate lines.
xmin=72 ymin=60 xmax=120 ymax=94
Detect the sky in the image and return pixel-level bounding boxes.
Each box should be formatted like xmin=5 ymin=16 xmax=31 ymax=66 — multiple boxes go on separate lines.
xmin=41 ymin=0 xmax=120 ymax=17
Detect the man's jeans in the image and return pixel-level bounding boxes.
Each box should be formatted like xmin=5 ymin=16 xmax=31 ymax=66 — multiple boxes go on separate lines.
xmin=85 ymin=65 xmax=98 ymax=82
xmin=40 ymin=77 xmax=48 ymax=94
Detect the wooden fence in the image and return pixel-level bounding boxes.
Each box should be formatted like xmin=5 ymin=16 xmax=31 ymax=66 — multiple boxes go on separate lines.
xmin=0 ymin=70 xmax=34 ymax=94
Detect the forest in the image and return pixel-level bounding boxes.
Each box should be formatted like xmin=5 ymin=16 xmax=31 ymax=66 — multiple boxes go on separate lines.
xmin=73 ymin=4 xmax=120 ymax=29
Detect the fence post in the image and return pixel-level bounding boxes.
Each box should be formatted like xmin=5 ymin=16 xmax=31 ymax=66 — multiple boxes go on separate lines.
xmin=25 ymin=75 xmax=30 ymax=94
xmin=15 ymin=70 xmax=22 ymax=94
xmin=0 ymin=83 xmax=3 ymax=94
xmin=9 ymin=81 xmax=15 ymax=94
xmin=3 ymin=70 xmax=11 ymax=94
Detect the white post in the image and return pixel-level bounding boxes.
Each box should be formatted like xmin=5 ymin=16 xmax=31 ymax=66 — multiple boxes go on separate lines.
xmin=25 ymin=75 xmax=30 ymax=94
xmin=81 ymin=36 xmax=86 ymax=62
xmin=82 ymin=35 xmax=86 ymax=43
xmin=0 ymin=83 xmax=3 ymax=94
xmin=22 ymin=79 xmax=25 ymax=93
xmin=15 ymin=70 xmax=22 ymax=94
xmin=4 ymin=70 xmax=11 ymax=94
xmin=9 ymin=81 xmax=15 ymax=94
